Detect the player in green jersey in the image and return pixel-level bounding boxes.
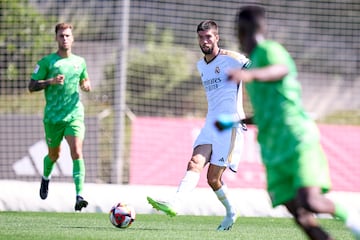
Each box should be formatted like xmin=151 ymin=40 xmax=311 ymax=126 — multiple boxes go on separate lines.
xmin=28 ymin=23 xmax=91 ymax=211
xmin=226 ymin=6 xmax=360 ymax=240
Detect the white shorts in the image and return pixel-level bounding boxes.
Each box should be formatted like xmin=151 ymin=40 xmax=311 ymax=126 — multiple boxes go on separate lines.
xmin=193 ymin=119 xmax=244 ymax=172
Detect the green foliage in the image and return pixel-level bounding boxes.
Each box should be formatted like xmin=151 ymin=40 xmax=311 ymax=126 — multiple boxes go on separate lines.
xmin=27 ymin=1 xmax=119 ymax=41
xmin=126 ymin=24 xmax=196 ymax=116
xmin=102 ymin=23 xmax=204 ymax=117
xmin=0 ymin=0 xmax=54 ymax=94
xmin=0 ymin=212 xmax=354 ymax=240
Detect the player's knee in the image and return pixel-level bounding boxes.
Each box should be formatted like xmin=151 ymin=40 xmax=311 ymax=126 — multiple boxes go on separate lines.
xmin=48 ymin=151 xmax=60 ymax=161
xmin=206 ymin=175 xmax=221 ymax=189
xmin=69 ymin=145 xmax=82 ymax=160
xmin=297 ymin=191 xmax=322 ymax=214
xmin=70 ymin=150 xmax=82 ymax=160
xmin=293 ymin=207 xmax=317 ymax=229
xmin=187 ymin=155 xmax=205 ymax=172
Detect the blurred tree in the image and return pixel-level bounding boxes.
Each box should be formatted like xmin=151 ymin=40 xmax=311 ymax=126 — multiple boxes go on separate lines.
xmin=126 ymin=24 xmax=193 ymax=116
xmin=0 ymin=0 xmax=53 ymax=94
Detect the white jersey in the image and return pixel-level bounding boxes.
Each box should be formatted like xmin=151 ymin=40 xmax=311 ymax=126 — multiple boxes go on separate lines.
xmin=197 ymin=49 xmax=249 ymax=121
xmin=194 ymin=49 xmax=249 ymax=172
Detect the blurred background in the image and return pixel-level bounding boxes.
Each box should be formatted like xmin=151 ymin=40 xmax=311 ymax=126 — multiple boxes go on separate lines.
xmin=0 ymin=0 xmax=359 ymax=194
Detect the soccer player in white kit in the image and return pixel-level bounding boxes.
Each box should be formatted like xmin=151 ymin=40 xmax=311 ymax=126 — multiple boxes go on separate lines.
xmin=147 ymin=20 xmax=249 ymax=231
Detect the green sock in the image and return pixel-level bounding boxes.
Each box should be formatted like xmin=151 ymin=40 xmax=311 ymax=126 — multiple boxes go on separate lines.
xmin=43 ymin=155 xmax=55 ymax=179
xmin=73 ymin=159 xmax=85 ymax=196
xmin=334 ymin=202 xmax=349 ymax=222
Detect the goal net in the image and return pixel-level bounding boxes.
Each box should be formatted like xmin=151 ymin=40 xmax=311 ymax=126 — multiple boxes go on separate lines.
xmin=1 ymin=0 xmax=359 ymax=191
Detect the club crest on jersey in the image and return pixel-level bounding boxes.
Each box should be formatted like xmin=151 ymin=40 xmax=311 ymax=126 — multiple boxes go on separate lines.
xmin=74 ymin=64 xmax=80 ymax=71
xmin=215 ymin=66 xmax=220 ymax=74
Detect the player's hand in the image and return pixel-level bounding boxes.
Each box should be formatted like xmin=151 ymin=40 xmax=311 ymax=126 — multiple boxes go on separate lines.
xmin=228 ymin=68 xmax=254 ymax=83
xmin=80 ymin=79 xmax=91 ymax=92
xmin=51 ymin=74 xmax=65 ymax=85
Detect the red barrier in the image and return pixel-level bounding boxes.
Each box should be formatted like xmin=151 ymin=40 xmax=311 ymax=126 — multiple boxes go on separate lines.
xmin=130 ymin=117 xmax=360 ymax=192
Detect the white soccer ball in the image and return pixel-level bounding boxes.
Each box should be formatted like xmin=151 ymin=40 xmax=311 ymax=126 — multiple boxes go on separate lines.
xmin=109 ymin=202 xmax=136 ymax=228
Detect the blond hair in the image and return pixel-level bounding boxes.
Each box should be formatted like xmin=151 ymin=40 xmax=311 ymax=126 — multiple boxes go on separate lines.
xmin=55 ymin=23 xmax=73 ymax=34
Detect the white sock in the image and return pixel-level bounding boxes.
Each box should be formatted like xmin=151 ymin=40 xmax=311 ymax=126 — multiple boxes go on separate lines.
xmin=169 ymin=171 xmax=200 ymax=208
xmin=214 ymin=185 xmax=236 ymax=216
xmin=176 ymin=170 xmax=200 ymax=193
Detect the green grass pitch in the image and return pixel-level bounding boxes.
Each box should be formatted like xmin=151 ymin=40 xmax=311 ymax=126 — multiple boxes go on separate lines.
xmin=0 ymin=212 xmax=354 ymax=240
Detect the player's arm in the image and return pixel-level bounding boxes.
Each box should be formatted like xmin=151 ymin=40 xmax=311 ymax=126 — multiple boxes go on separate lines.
xmin=228 ymin=64 xmax=288 ymax=83
xmin=79 ymin=60 xmax=91 ymax=92
xmin=28 ymin=75 xmax=65 ymax=92
xmin=80 ymin=78 xmax=91 ymax=92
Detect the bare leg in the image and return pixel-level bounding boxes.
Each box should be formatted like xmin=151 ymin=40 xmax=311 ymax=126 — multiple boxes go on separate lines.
xmin=285 ymin=187 xmax=335 ymax=240
xmin=207 ymin=164 xmax=226 ymax=191
xmin=176 ymin=144 xmax=212 ymax=193
xmin=65 ymin=135 xmax=83 ymax=160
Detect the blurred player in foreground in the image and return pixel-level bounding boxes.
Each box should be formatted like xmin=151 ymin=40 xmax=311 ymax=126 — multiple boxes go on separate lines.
xmin=28 ymin=23 xmax=91 ymax=211
xmin=226 ymin=5 xmax=360 ymax=239
xmin=147 ymin=20 xmax=250 ymax=230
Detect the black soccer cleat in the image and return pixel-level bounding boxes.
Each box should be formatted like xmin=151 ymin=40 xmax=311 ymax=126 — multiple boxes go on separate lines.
xmin=39 ymin=178 xmax=50 ymax=200
xmin=75 ymin=196 xmax=88 ymax=211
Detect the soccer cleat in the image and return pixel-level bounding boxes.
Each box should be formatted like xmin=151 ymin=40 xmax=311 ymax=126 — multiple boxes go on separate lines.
xmin=147 ymin=196 xmax=177 ymax=217
xmin=75 ymin=196 xmax=88 ymax=211
xmin=216 ymin=212 xmax=238 ymax=231
xmin=39 ymin=178 xmax=50 ymax=200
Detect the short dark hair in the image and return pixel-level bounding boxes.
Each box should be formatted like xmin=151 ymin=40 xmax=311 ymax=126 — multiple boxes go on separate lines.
xmin=197 ymin=20 xmax=218 ymax=34
xmin=236 ymin=5 xmax=265 ymax=33
xmin=55 ymin=23 xmax=73 ymax=34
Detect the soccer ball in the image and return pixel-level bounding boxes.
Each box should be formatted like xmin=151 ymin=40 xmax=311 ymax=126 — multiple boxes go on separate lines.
xmin=109 ymin=202 xmax=136 ymax=228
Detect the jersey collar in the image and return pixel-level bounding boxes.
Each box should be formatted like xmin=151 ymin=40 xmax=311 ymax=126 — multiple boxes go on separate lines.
xmin=204 ymin=48 xmax=221 ymax=64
